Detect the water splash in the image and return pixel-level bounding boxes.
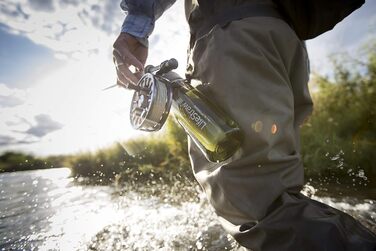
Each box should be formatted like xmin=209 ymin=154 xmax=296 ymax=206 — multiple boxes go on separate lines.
xmin=88 ymin=194 xmax=240 ymax=251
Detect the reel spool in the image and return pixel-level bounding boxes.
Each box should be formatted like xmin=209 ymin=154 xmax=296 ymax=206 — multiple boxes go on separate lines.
xmin=130 ymin=73 xmax=173 ymax=131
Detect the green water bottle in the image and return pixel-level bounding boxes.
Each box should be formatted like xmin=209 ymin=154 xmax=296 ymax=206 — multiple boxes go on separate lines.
xmin=171 ymin=81 xmax=242 ymax=162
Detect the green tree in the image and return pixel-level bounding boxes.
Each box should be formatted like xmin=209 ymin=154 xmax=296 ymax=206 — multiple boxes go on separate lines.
xmin=301 ymin=43 xmax=376 ymax=188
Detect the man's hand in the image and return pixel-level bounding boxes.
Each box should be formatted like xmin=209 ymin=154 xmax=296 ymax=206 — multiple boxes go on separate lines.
xmin=113 ymin=33 xmax=148 ymax=88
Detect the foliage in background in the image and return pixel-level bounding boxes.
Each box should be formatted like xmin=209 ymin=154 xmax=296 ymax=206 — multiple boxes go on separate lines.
xmin=301 ymin=43 xmax=376 ymax=188
xmin=66 ymin=118 xmax=192 ymax=185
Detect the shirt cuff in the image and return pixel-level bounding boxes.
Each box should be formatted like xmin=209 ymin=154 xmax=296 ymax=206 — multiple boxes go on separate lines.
xmin=121 ymin=14 xmax=154 ymax=40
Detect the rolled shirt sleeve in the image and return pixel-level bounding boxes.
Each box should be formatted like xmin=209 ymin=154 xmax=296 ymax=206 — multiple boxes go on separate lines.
xmin=120 ymin=0 xmax=176 ymax=39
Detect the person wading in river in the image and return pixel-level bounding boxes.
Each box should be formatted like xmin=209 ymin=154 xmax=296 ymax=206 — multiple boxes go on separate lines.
xmin=112 ymin=0 xmax=376 ymax=250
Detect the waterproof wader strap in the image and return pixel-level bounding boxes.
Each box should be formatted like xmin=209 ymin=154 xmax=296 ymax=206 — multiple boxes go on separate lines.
xmin=194 ymin=3 xmax=284 ymax=40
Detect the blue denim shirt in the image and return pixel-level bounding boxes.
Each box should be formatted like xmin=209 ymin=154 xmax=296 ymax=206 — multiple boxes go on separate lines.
xmin=120 ymin=0 xmax=176 ymax=39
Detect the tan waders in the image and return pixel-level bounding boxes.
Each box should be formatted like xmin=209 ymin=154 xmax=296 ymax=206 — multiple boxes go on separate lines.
xmin=185 ymin=7 xmax=376 ymax=251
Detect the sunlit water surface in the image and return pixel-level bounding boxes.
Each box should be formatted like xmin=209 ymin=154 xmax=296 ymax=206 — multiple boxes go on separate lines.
xmin=0 ymin=168 xmax=375 ymax=250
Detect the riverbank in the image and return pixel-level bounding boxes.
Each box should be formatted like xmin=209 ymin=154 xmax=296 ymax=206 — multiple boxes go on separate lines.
xmin=0 ymin=151 xmax=67 ymax=173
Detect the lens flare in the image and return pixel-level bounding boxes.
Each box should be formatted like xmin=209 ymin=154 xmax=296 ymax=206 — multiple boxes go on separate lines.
xmin=271 ymin=124 xmax=278 ymax=134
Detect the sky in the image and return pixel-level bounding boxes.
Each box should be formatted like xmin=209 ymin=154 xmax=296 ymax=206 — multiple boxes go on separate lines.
xmin=0 ymin=0 xmax=375 ymax=156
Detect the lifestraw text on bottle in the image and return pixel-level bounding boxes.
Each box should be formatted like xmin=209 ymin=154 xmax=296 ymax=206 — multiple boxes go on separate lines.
xmin=179 ymin=101 xmax=207 ymax=130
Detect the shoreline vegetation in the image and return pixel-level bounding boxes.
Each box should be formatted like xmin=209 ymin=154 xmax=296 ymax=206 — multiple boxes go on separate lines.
xmin=1 ymin=45 xmax=375 ymax=196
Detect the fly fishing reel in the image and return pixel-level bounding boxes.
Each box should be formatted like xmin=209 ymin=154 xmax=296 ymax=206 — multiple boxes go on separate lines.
xmin=129 ymin=59 xmax=179 ymax=131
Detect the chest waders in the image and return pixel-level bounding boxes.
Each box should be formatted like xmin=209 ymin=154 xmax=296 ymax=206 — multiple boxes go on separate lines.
xmin=129 ymin=1 xmax=376 ymax=249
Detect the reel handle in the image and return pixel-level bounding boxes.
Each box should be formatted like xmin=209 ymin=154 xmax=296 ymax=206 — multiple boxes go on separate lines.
xmin=145 ymin=58 xmax=178 ymax=75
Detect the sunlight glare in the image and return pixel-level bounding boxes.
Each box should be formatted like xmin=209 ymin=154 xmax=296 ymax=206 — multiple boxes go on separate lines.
xmin=17 ymin=51 xmax=143 ymax=155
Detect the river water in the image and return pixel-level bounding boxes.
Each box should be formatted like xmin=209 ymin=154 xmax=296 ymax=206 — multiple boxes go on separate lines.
xmin=0 ymin=168 xmax=375 ymax=250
